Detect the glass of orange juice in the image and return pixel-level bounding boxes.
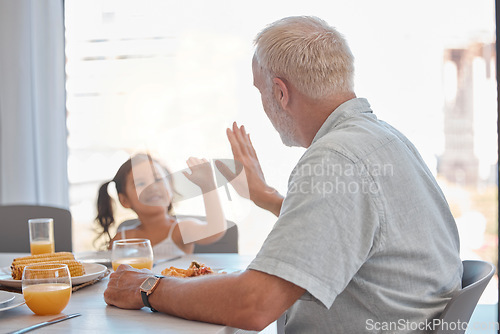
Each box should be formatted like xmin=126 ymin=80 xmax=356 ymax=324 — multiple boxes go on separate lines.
xmin=28 ymin=218 xmax=55 ymax=255
xmin=111 ymin=238 xmax=154 ymax=271
xmin=22 ymin=263 xmax=72 ymax=315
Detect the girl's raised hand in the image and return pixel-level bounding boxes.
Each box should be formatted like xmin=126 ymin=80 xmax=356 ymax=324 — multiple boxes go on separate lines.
xmin=183 ymin=157 xmax=216 ymax=193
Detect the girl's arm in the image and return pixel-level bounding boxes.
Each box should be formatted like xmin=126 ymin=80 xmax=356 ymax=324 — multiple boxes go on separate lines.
xmin=180 ymin=157 xmax=227 ymax=245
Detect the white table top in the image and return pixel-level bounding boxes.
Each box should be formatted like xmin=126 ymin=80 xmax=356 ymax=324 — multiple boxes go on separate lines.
xmin=0 ymin=252 xmax=262 ymax=333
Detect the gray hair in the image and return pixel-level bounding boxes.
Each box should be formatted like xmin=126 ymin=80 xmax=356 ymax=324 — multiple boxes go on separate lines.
xmin=254 ymin=16 xmax=355 ymax=99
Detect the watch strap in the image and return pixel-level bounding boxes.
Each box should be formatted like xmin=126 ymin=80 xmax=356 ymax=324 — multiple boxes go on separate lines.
xmin=141 ymin=289 xmax=157 ymax=312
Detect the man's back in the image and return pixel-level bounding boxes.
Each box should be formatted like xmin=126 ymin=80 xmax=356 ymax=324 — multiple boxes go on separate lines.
xmin=249 ymin=98 xmax=462 ymax=333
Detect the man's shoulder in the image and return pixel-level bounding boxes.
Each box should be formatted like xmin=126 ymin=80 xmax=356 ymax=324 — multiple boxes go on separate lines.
xmin=309 ymin=115 xmax=412 ymax=162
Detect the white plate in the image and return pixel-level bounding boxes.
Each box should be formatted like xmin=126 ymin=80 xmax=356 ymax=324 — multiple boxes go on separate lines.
xmin=0 ymin=293 xmax=25 ymax=312
xmin=213 ymin=268 xmax=241 ymax=274
xmin=73 ymin=263 xmax=108 ymax=285
xmin=0 ymin=291 xmax=15 ymax=304
xmin=0 ymin=263 xmax=108 ymax=289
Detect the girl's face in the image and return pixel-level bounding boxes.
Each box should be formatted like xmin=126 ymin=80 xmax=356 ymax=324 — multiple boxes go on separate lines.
xmin=121 ymin=159 xmax=173 ymax=214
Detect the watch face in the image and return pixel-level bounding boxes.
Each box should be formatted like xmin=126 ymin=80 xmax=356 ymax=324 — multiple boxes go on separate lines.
xmin=140 ymin=277 xmax=157 ymax=291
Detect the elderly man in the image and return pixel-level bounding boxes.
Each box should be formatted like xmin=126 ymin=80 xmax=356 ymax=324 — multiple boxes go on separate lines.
xmin=104 ymin=16 xmax=462 ymax=333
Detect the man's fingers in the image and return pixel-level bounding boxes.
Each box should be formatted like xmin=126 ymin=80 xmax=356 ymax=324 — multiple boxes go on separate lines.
xmin=232 ymin=122 xmax=250 ymax=156
xmin=246 ymin=133 xmax=259 ymax=160
xmin=237 ymin=124 xmax=258 ymax=160
xmin=232 ymin=121 xmax=239 ymax=133
xmin=227 ymin=127 xmax=244 ymax=158
xmin=240 ymin=126 xmax=255 ymax=156
xmin=116 ymin=264 xmax=133 ymax=272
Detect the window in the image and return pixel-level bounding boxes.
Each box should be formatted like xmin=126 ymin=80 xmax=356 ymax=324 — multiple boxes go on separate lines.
xmin=65 ymin=3 xmax=497 ymax=317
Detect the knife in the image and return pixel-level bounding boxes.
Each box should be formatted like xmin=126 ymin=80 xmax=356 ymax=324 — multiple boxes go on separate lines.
xmin=7 ymin=313 xmax=81 ymax=334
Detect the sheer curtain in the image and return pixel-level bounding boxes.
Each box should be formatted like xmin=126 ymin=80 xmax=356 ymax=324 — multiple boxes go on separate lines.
xmin=0 ymin=0 xmax=68 ymax=208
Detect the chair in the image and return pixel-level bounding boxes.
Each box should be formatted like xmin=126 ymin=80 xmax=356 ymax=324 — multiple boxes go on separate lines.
xmin=116 ymin=218 xmax=141 ymax=231
xmin=433 ymin=260 xmax=495 ymax=334
xmin=193 ymin=223 xmax=238 ymax=254
xmin=0 ymin=204 xmax=72 ymax=252
xmin=117 ymin=215 xmax=238 ymax=253
xmin=275 ymin=260 xmax=495 ymax=334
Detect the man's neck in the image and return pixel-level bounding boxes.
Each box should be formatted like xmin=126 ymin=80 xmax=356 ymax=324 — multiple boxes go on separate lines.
xmin=297 ymin=92 xmax=356 ymax=147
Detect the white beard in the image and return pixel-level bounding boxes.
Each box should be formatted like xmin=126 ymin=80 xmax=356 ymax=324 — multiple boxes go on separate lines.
xmin=264 ymin=94 xmax=301 ymax=147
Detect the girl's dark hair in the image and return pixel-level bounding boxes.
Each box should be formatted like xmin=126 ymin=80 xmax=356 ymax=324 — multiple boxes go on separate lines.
xmin=94 ymin=154 xmax=175 ymax=249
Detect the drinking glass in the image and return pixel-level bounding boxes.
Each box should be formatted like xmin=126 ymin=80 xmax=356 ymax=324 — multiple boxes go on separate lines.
xmin=111 ymin=238 xmax=154 ymax=271
xmin=22 ymin=263 xmax=72 ymax=315
xmin=28 ymin=218 xmax=55 ymax=255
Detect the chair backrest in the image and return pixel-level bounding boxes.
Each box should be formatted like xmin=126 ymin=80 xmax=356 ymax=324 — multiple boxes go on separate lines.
xmin=116 ymin=215 xmax=238 ymax=253
xmin=0 ymin=204 xmax=72 ymax=252
xmin=116 ymin=218 xmax=141 ymax=231
xmin=193 ymin=223 xmax=238 ymax=254
xmin=433 ymin=260 xmax=495 ymax=334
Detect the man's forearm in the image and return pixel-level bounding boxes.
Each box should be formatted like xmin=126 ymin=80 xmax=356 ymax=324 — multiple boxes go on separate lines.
xmin=148 ymin=272 xmax=271 ymax=330
xmin=104 ymin=267 xmax=305 ymax=330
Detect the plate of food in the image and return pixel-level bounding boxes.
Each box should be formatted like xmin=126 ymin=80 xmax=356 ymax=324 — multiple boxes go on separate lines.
xmin=212 ymin=268 xmax=242 ymax=274
xmin=0 ymin=263 xmax=107 ymax=289
xmin=160 ymin=261 xmax=214 ymax=277
xmin=159 ymin=261 xmax=241 ymax=277
xmin=0 ymin=252 xmax=108 ymax=289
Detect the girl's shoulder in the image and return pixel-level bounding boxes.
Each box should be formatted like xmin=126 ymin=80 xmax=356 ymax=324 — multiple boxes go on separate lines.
xmin=116 ymin=226 xmax=141 ymax=240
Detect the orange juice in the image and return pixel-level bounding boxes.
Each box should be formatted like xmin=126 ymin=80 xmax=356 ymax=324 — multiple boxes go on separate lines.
xmin=30 ymin=241 xmax=55 ymax=255
xmin=23 ymin=283 xmax=71 ymax=315
xmin=112 ymin=257 xmax=153 ymax=271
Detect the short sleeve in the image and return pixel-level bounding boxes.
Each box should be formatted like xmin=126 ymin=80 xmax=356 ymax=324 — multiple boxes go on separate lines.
xmin=247 ymin=148 xmax=382 ymax=308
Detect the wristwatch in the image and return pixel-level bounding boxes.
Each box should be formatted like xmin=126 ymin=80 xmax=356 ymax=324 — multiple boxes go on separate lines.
xmin=140 ymin=274 xmax=164 ymax=312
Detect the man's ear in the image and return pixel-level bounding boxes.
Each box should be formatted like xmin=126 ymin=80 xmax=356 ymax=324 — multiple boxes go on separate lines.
xmin=272 ymin=77 xmax=289 ymax=110
xmin=118 ymin=193 xmax=131 ymax=209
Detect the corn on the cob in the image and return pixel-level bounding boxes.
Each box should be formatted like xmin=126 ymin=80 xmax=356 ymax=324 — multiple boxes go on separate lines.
xmin=12 ymin=252 xmax=75 ymax=266
xmin=11 ymin=259 xmax=85 ymax=280
xmin=11 ymin=252 xmax=85 ymax=280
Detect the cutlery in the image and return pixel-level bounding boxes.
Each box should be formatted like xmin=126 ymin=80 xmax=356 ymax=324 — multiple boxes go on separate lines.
xmin=7 ymin=313 xmax=81 ymax=334
xmin=153 ymin=255 xmax=182 ymax=267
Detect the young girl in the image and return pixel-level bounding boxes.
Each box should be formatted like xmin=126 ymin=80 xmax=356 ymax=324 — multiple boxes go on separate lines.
xmin=95 ymin=153 xmax=227 ymax=257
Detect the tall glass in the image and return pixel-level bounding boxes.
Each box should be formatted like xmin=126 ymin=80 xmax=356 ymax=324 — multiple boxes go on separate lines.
xmin=22 ymin=263 xmax=72 ymax=315
xmin=28 ymin=218 xmax=55 ymax=255
xmin=111 ymin=238 xmax=154 ymax=271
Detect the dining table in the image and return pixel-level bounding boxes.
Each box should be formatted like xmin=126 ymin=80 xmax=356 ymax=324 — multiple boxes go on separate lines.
xmin=0 ymin=252 xmax=276 ymax=334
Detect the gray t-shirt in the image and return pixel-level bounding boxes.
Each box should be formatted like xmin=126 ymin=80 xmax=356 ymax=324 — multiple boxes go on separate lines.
xmin=248 ymin=98 xmax=462 ymax=334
